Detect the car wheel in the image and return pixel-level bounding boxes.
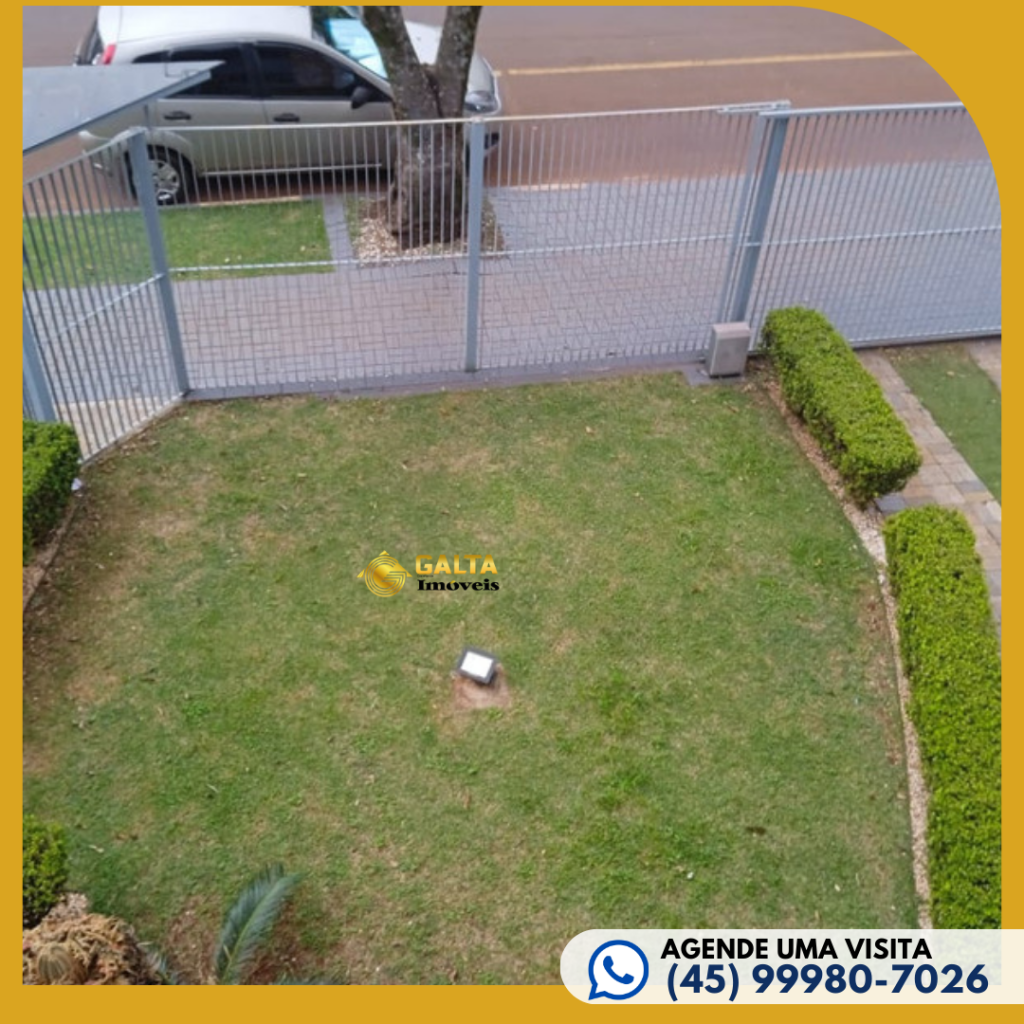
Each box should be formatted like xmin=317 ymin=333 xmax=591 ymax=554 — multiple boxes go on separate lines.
xmin=127 ymin=147 xmax=195 ymax=206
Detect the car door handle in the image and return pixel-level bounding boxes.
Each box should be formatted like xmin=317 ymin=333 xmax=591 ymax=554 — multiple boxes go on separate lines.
xmin=273 ymin=113 xmax=301 ymax=123
xmin=163 ymin=110 xmax=192 ymax=121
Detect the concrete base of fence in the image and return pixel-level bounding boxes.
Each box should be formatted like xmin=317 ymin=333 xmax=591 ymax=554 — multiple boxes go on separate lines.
xmin=679 ymin=361 xmax=747 ymax=388
xmin=68 ymin=397 xmax=183 ymax=464
xmin=186 ymin=350 xmax=710 ymax=403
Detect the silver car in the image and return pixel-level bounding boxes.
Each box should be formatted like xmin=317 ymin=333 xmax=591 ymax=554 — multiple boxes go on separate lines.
xmin=73 ymin=5 xmax=502 ymax=203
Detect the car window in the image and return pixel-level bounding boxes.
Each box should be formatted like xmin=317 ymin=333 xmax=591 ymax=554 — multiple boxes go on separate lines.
xmin=134 ymin=45 xmax=253 ymax=99
xmin=256 ymin=44 xmax=357 ymax=99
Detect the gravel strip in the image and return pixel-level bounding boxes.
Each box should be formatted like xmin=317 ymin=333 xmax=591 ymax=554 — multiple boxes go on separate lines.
xmin=350 ymin=198 xmax=504 ymax=264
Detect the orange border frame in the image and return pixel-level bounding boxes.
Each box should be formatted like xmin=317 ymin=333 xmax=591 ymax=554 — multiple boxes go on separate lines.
xmin=10 ymin=3 xmax=1017 ymax=1019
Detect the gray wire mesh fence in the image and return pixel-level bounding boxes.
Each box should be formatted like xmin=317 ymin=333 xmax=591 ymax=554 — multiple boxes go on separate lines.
xmin=739 ymin=103 xmax=1000 ymax=345
xmin=23 ymin=131 xmax=185 ymax=456
xmin=474 ymin=105 xmax=777 ymax=370
xmin=158 ymin=104 xmax=787 ymax=393
xmin=22 ymin=102 xmax=1000 ymax=458
xmin=163 ymin=118 xmax=476 ymax=396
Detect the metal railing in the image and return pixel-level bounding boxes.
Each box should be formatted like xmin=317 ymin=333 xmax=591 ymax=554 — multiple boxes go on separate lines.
xmin=23 ymin=101 xmax=1000 ymax=458
xmin=737 ymin=103 xmax=1000 ymax=344
xmin=474 ymin=105 xmax=778 ymax=370
xmin=23 ymin=131 xmax=187 ymax=456
xmin=156 ymin=103 xmax=787 ymax=393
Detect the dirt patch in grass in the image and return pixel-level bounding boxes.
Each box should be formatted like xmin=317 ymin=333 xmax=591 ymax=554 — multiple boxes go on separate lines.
xmin=22 ymin=739 xmax=55 ymax=779
xmin=23 ymin=493 xmax=83 ymax=611
xmin=65 ymin=669 xmax=122 ymax=709
xmin=553 ymin=630 xmax=576 ymax=655
xmin=243 ymin=900 xmax=332 ymax=985
xmin=163 ymin=894 xmax=220 ymax=984
xmin=147 ymin=510 xmax=200 ymax=543
xmin=238 ymin=512 xmax=298 ymax=558
xmin=451 ymin=665 xmax=512 ymax=711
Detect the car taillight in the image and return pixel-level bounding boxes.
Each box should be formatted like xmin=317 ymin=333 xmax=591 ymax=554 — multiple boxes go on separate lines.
xmin=100 ymin=43 xmax=116 ymax=65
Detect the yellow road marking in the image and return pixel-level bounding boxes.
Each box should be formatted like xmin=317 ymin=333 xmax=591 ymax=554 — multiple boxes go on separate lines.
xmin=495 ymin=49 xmax=916 ymax=78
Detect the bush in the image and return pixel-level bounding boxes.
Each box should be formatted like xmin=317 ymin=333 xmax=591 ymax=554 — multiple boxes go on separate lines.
xmin=762 ymin=307 xmax=921 ymax=504
xmin=23 ymin=815 xmax=69 ymax=928
xmin=23 ymin=420 xmax=80 ymax=563
xmin=884 ymin=506 xmax=1001 ymax=928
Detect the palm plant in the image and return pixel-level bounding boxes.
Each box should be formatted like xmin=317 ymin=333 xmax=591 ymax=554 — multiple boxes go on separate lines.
xmin=209 ymin=865 xmax=302 ymax=984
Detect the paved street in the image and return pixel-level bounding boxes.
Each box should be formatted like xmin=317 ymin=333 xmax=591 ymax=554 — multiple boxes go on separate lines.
xmin=23 ymin=5 xmax=957 ymax=179
xmin=411 ymin=5 xmax=955 ymax=112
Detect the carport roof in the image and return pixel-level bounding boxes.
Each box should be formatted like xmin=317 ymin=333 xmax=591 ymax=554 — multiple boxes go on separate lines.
xmin=23 ymin=63 xmax=218 ymax=155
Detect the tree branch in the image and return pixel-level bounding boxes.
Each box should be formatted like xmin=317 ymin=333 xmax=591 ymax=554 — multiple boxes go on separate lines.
xmin=361 ymin=5 xmax=439 ymax=119
xmin=434 ymin=6 xmax=483 ymax=117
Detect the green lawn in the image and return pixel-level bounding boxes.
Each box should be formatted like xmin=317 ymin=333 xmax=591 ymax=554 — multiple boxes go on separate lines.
xmin=22 ymin=200 xmax=332 ymax=288
xmin=23 ymin=376 xmax=917 ymax=983
xmin=887 ymin=344 xmax=1001 ymax=501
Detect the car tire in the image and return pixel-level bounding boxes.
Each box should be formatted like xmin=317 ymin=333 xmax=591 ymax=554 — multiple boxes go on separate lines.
xmin=127 ymin=147 xmax=195 ymax=206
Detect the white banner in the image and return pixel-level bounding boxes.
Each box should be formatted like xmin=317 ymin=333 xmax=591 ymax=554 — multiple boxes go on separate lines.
xmin=560 ymin=930 xmax=1022 ymax=1004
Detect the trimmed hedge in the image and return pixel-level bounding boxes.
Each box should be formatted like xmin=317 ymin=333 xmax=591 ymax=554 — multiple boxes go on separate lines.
xmin=23 ymin=420 xmax=80 ymax=564
xmin=762 ymin=307 xmax=921 ymax=504
xmin=23 ymin=814 xmax=69 ymax=927
xmin=884 ymin=506 xmax=1001 ymax=928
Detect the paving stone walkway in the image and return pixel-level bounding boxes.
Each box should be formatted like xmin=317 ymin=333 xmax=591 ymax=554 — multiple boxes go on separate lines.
xmin=859 ymin=351 xmax=1001 ymax=630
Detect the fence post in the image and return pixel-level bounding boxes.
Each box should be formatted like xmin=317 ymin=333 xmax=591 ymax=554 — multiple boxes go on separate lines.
xmin=464 ymin=118 xmax=486 ymax=373
xmin=127 ymin=131 xmax=190 ymax=395
xmin=22 ymin=304 xmax=58 ymax=422
xmin=727 ymin=112 xmax=790 ymax=324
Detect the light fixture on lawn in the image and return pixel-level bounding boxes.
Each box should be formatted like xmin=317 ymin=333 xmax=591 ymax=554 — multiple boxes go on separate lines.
xmin=456 ymin=647 xmax=498 ymax=685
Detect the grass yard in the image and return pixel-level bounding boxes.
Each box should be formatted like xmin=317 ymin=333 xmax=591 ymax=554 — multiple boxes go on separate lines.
xmin=23 ymin=200 xmax=332 ymax=288
xmin=23 ymin=376 xmax=917 ymax=983
xmin=886 ymin=343 xmax=1001 ymax=501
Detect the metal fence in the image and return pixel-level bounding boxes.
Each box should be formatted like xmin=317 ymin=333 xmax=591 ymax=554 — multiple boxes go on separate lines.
xmin=735 ymin=104 xmax=1001 ymax=343
xmin=22 ymin=101 xmax=1000 ymax=458
xmin=23 ymin=131 xmax=186 ymax=455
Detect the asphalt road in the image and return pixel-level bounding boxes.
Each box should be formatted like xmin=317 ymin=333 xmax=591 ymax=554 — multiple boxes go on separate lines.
xmin=408 ymin=6 xmax=956 ymax=112
xmin=21 ymin=6 xmax=959 ymax=183
xmin=23 ymin=6 xmax=956 ymax=105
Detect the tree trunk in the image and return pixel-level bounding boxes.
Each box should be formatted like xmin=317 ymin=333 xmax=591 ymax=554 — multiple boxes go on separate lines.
xmin=362 ymin=6 xmax=482 ymax=249
xmin=389 ymin=122 xmax=465 ymax=248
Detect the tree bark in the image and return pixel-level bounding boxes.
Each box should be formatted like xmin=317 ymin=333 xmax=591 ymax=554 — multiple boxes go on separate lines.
xmin=389 ymin=122 xmax=465 ymax=248
xmin=362 ymin=6 xmax=482 ymax=247
xmin=362 ymin=6 xmax=440 ymax=121
xmin=434 ymin=7 xmax=483 ymax=118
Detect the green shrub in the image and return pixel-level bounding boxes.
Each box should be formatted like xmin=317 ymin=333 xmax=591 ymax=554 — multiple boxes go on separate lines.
xmin=23 ymin=815 xmax=69 ymax=927
xmin=884 ymin=506 xmax=1001 ymax=928
xmin=23 ymin=420 xmax=80 ymax=564
xmin=762 ymin=308 xmax=921 ymax=504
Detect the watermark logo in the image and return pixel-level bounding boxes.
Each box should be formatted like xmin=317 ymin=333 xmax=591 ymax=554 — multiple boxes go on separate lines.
xmin=415 ymin=554 xmax=499 ymax=592
xmin=587 ymin=939 xmax=650 ymax=1001
xmin=358 ymin=551 xmax=411 ymax=597
xmin=359 ymin=550 xmax=500 ymax=595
